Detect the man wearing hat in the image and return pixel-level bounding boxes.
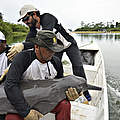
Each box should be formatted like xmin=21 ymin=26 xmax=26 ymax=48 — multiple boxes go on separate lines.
xmin=7 ymin=4 xmax=91 ymax=102
xmin=4 ymin=30 xmax=79 ymax=120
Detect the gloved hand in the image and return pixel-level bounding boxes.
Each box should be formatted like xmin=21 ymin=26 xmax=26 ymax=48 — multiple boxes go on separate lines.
xmin=66 ymin=87 xmax=79 ymax=101
xmin=24 ymin=109 xmax=43 ymax=120
xmin=7 ymin=43 xmax=24 ymax=61
xmin=0 ymin=66 xmax=9 ymax=81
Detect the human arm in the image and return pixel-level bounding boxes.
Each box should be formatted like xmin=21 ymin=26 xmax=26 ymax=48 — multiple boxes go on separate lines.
xmin=4 ymin=51 xmax=33 ymax=117
xmin=50 ymin=55 xmax=64 ymax=78
xmin=40 ymin=13 xmax=58 ymax=31
xmin=0 ymin=66 xmax=10 ymax=82
xmin=26 ymin=27 xmax=37 ymax=42
xmin=7 ymin=42 xmax=34 ymax=61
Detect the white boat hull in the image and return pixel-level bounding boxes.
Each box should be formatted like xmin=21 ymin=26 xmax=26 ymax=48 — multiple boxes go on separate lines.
xmin=40 ymin=42 xmax=109 ymax=120
xmin=70 ymin=42 xmax=109 ymax=120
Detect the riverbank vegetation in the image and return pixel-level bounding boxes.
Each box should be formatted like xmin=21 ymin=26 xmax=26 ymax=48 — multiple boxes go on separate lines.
xmin=0 ymin=13 xmax=28 ymax=44
xmin=74 ymin=21 xmax=120 ymax=33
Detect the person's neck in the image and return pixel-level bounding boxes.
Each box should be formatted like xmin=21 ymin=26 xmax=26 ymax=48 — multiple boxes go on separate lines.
xmin=38 ymin=58 xmax=47 ymax=64
xmin=36 ymin=53 xmax=47 ymax=64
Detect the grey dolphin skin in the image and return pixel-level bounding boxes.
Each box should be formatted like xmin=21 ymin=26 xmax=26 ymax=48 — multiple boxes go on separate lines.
xmin=0 ymin=75 xmax=102 ymax=115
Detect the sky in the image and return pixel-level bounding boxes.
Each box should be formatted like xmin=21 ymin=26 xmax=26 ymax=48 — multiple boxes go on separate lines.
xmin=0 ymin=0 xmax=120 ymax=30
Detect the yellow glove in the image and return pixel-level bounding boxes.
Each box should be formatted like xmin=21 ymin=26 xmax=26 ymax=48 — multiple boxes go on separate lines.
xmin=66 ymin=87 xmax=79 ymax=101
xmin=0 ymin=66 xmax=9 ymax=82
xmin=7 ymin=43 xmax=24 ymax=61
xmin=24 ymin=109 xmax=43 ymax=120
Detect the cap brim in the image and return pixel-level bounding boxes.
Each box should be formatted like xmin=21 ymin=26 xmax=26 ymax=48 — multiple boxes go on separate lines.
xmin=18 ymin=18 xmax=22 ymax=22
xmin=18 ymin=9 xmax=39 ymax=22
xmin=17 ymin=16 xmax=24 ymax=22
xmin=17 ymin=11 xmax=29 ymax=22
xmin=0 ymin=39 xmax=6 ymax=41
xmin=18 ymin=13 xmax=26 ymax=22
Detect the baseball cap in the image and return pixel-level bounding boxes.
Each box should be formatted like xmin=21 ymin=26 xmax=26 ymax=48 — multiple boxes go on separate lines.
xmin=0 ymin=31 xmax=5 ymax=41
xmin=18 ymin=4 xmax=39 ymax=22
xmin=28 ymin=30 xmax=64 ymax=52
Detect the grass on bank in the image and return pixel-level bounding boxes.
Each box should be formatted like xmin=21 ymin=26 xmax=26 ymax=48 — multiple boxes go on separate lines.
xmin=72 ymin=31 xmax=120 ymax=34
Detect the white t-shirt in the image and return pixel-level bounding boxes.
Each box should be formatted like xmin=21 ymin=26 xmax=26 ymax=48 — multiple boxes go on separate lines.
xmin=0 ymin=52 xmax=8 ymax=76
xmin=23 ymin=59 xmax=57 ymax=80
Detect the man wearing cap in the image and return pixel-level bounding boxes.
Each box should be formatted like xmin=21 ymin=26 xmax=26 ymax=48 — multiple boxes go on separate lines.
xmin=7 ymin=4 xmax=91 ymax=102
xmin=0 ymin=31 xmax=10 ymax=120
xmin=0 ymin=31 xmax=10 ymax=79
xmin=0 ymin=31 xmax=12 ymax=120
xmin=4 ymin=30 xmax=79 ymax=120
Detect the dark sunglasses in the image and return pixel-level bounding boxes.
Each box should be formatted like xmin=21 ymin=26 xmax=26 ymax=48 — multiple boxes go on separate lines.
xmin=0 ymin=40 xmax=6 ymax=43
xmin=22 ymin=15 xmax=30 ymax=22
xmin=22 ymin=12 xmax=34 ymax=22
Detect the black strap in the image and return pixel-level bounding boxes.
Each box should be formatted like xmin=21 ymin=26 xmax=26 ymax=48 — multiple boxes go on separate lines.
xmin=47 ymin=62 xmax=51 ymax=76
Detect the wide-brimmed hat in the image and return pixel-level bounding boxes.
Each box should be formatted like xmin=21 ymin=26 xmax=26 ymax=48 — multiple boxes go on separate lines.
xmin=28 ymin=30 xmax=64 ymax=52
xmin=18 ymin=4 xmax=39 ymax=22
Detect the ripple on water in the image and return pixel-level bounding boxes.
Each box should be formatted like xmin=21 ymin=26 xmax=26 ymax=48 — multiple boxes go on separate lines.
xmin=106 ymin=70 xmax=120 ymax=120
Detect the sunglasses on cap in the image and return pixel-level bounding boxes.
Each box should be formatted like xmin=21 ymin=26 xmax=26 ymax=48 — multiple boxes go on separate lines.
xmin=0 ymin=40 xmax=6 ymax=43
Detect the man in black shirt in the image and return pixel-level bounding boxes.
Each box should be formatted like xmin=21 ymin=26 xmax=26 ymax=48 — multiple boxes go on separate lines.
xmin=7 ymin=4 xmax=91 ymax=102
xmin=4 ymin=30 xmax=79 ymax=120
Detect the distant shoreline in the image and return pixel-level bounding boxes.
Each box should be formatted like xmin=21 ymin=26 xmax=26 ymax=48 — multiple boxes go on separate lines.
xmin=72 ymin=31 xmax=120 ymax=34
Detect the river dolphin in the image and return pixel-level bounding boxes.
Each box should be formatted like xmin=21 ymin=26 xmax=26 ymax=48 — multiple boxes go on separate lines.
xmin=0 ymin=75 xmax=102 ymax=115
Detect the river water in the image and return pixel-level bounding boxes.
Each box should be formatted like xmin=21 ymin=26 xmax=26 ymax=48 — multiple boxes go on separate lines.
xmin=72 ymin=33 xmax=120 ymax=120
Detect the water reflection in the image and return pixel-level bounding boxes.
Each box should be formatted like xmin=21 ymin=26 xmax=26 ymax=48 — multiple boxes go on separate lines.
xmin=73 ymin=33 xmax=120 ymax=75
xmin=73 ymin=33 xmax=120 ymax=120
xmin=76 ymin=33 xmax=120 ymax=42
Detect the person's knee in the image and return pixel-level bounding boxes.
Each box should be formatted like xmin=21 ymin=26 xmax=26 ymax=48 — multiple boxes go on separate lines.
xmin=51 ymin=99 xmax=71 ymax=114
xmin=59 ymin=100 xmax=71 ymax=110
xmin=5 ymin=114 xmax=24 ymax=120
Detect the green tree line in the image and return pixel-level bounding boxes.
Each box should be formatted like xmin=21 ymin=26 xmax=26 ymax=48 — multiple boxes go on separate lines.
xmin=0 ymin=12 xmax=29 ymax=41
xmin=75 ymin=21 xmax=120 ymax=32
